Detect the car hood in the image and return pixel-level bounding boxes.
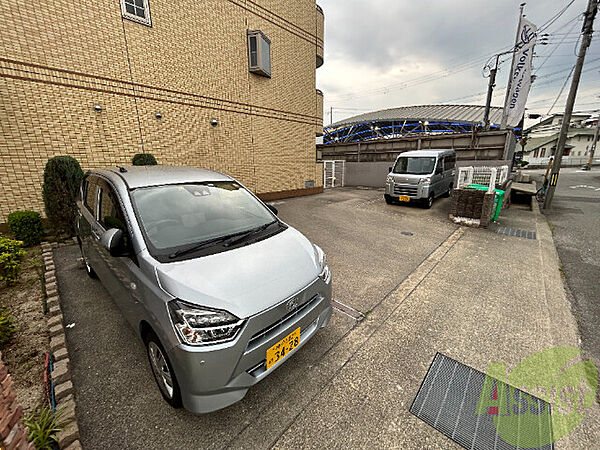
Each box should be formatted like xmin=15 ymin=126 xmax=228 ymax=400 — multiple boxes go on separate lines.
xmin=155 ymin=226 xmax=320 ymax=319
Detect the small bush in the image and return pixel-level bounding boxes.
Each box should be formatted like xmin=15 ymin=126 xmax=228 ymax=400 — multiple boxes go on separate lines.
xmin=7 ymin=210 xmax=43 ymax=247
xmin=42 ymin=156 xmax=84 ymax=235
xmin=24 ymin=406 xmax=67 ymax=450
xmin=520 ymin=160 xmax=530 ymax=167
xmin=132 ymin=153 xmax=158 ymax=166
xmin=0 ymin=307 xmax=16 ymax=349
xmin=0 ymin=237 xmax=26 ymax=284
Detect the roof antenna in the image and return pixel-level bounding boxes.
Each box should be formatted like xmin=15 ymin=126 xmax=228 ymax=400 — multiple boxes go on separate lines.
xmin=116 ymin=166 xmax=128 ymax=173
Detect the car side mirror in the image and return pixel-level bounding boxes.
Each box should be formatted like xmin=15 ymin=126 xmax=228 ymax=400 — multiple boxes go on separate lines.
xmin=101 ymin=228 xmax=129 ymax=257
xmin=388 ymin=166 xmax=393 ymax=173
xmin=267 ymin=204 xmax=278 ymax=216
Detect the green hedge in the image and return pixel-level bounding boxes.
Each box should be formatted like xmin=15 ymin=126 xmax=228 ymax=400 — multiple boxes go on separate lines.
xmin=7 ymin=210 xmax=43 ymax=247
xmin=132 ymin=153 xmax=158 ymax=166
xmin=0 ymin=237 xmax=26 ymax=284
xmin=42 ymin=156 xmax=84 ymax=235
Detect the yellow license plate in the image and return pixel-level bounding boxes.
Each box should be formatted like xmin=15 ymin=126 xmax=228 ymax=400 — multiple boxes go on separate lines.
xmin=398 ymin=195 xmax=410 ymax=202
xmin=266 ymin=328 xmax=300 ymax=370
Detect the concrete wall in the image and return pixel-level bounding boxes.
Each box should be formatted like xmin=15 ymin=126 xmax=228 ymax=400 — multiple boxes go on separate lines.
xmin=344 ymin=162 xmax=391 ymax=187
xmin=319 ymin=130 xmax=514 ymax=163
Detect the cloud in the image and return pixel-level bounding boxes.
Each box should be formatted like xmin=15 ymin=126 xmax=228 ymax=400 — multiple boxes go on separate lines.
xmin=317 ymin=0 xmax=599 ymax=124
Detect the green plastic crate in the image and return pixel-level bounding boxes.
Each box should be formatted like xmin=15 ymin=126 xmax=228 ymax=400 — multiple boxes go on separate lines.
xmin=465 ymin=184 xmax=505 ymax=222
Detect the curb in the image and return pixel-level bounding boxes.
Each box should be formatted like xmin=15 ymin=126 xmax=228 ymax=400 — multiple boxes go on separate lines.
xmin=41 ymin=239 xmax=82 ymax=450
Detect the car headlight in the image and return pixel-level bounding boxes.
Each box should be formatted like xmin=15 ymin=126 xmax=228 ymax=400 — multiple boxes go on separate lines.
xmin=168 ymin=300 xmax=244 ymax=346
xmin=386 ymin=175 xmax=394 ymax=183
xmin=314 ymin=245 xmax=331 ymax=283
xmin=419 ymin=177 xmax=431 ymax=184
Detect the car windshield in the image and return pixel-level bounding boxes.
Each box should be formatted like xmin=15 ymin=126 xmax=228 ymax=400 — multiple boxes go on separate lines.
xmin=393 ymin=157 xmax=436 ymax=175
xmin=131 ymin=182 xmax=275 ymax=252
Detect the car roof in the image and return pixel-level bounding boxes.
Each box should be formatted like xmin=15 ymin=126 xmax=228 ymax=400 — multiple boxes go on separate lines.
xmin=398 ymin=149 xmax=454 ymax=157
xmin=94 ymin=165 xmax=233 ymax=189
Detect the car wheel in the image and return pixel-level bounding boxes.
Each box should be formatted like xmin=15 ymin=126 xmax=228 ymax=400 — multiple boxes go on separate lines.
xmin=145 ymin=331 xmax=182 ymax=408
xmin=384 ymin=194 xmax=394 ymax=205
xmin=78 ymin=241 xmax=98 ymax=279
xmin=424 ymin=193 xmax=434 ymax=209
xmin=442 ymin=185 xmax=452 ymax=197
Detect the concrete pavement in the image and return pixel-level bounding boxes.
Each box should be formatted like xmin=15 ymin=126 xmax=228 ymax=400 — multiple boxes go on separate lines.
xmin=53 ymin=187 xmax=599 ymax=449
xmin=534 ymin=168 xmax=600 ymax=373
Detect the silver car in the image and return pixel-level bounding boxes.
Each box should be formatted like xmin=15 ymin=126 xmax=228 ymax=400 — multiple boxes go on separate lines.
xmin=76 ymin=166 xmax=332 ymax=413
xmin=384 ymin=149 xmax=456 ymax=208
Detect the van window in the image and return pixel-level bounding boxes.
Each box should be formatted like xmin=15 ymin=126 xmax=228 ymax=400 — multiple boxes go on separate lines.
xmin=393 ymin=157 xmax=436 ymax=175
xmin=444 ymin=154 xmax=456 ymax=170
xmin=435 ymin=160 xmax=443 ymax=175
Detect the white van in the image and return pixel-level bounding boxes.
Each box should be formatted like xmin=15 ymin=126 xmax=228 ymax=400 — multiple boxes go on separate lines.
xmin=384 ymin=149 xmax=456 ymax=208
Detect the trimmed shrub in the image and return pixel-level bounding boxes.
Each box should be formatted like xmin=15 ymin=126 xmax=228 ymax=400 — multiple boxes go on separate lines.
xmin=7 ymin=210 xmax=43 ymax=247
xmin=42 ymin=156 xmax=84 ymax=235
xmin=0 ymin=307 xmax=15 ymax=349
xmin=0 ymin=237 xmax=26 ymax=284
xmin=520 ymin=160 xmax=530 ymax=167
xmin=132 ymin=153 xmax=158 ymax=166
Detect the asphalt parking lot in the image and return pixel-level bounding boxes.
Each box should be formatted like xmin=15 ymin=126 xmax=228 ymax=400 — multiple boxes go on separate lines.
xmin=54 ymin=187 xmax=457 ymax=449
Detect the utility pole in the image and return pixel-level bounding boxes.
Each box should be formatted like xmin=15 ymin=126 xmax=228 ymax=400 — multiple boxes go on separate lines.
xmin=585 ymin=117 xmax=599 ymax=170
xmin=500 ymin=3 xmax=526 ymax=130
xmin=330 ymin=106 xmax=333 ymax=125
xmin=544 ymin=0 xmax=598 ymax=208
xmin=483 ymin=55 xmax=499 ymax=129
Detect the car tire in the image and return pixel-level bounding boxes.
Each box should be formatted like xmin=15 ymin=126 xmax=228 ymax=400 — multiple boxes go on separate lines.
xmin=424 ymin=193 xmax=434 ymax=209
xmin=384 ymin=194 xmax=394 ymax=205
xmin=442 ymin=185 xmax=452 ymax=198
xmin=145 ymin=331 xmax=182 ymax=408
xmin=78 ymin=240 xmax=98 ymax=279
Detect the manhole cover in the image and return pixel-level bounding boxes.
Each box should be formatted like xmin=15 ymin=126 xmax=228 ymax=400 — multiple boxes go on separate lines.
xmin=410 ymin=353 xmax=553 ymax=450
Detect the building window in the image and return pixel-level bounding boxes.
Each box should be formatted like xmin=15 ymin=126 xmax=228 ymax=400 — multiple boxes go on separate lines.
xmin=120 ymin=0 xmax=151 ymax=26
xmin=534 ymin=149 xmax=539 ymax=157
xmin=247 ymin=30 xmax=271 ymax=77
xmin=540 ymin=148 xmax=546 ymax=157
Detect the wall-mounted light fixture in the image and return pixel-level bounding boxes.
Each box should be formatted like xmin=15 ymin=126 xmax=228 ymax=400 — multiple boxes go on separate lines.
xmin=94 ymin=105 xmax=102 ymax=113
xmin=210 ymin=118 xmax=219 ymax=127
xmin=155 ymin=113 xmax=162 ymax=119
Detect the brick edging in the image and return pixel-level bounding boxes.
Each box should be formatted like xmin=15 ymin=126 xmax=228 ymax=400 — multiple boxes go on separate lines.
xmin=42 ymin=239 xmax=82 ymax=450
xmin=0 ymin=354 xmax=35 ymax=449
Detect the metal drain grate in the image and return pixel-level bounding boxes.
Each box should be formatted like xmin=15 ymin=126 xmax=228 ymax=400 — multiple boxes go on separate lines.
xmin=410 ymin=353 xmax=553 ymax=450
xmin=495 ymin=226 xmax=536 ymax=240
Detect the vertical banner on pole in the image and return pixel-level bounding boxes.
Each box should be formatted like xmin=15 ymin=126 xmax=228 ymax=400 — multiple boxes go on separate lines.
xmin=503 ymin=18 xmax=538 ymax=128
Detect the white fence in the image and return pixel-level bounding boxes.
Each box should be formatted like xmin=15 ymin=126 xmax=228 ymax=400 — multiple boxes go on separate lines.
xmin=323 ymin=160 xmax=345 ymax=188
xmin=525 ymin=156 xmax=600 ymax=167
xmin=456 ymin=165 xmax=509 ymax=192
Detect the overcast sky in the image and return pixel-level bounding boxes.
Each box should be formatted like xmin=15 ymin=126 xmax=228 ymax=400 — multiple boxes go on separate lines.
xmin=316 ymin=0 xmax=599 ymax=127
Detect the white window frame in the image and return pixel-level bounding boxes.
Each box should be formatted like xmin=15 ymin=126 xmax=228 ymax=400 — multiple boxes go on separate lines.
xmin=120 ymin=0 xmax=152 ymax=26
xmin=247 ymin=30 xmax=271 ymax=78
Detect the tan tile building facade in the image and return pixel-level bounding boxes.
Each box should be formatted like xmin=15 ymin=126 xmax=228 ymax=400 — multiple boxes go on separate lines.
xmin=0 ymin=0 xmax=325 ymax=221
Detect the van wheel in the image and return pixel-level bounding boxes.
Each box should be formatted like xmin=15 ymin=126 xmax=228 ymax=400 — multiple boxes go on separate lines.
xmin=78 ymin=240 xmax=98 ymax=279
xmin=384 ymin=194 xmax=394 ymax=205
xmin=145 ymin=331 xmax=182 ymax=408
xmin=442 ymin=185 xmax=452 ymax=198
xmin=424 ymin=193 xmax=434 ymax=209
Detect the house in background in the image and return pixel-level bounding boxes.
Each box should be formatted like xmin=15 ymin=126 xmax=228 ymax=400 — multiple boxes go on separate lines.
xmin=0 ymin=0 xmax=325 ymax=221
xmin=522 ymin=113 xmax=598 ymax=164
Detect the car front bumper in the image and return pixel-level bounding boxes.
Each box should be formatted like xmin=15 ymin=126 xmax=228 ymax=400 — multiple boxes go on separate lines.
xmin=167 ymin=277 xmax=332 ymax=414
xmin=385 ymin=181 xmax=430 ymax=200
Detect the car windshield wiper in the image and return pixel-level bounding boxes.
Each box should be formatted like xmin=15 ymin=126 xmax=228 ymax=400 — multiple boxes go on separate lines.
xmin=223 ymin=221 xmax=278 ymax=248
xmin=168 ymin=231 xmax=247 ymax=259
